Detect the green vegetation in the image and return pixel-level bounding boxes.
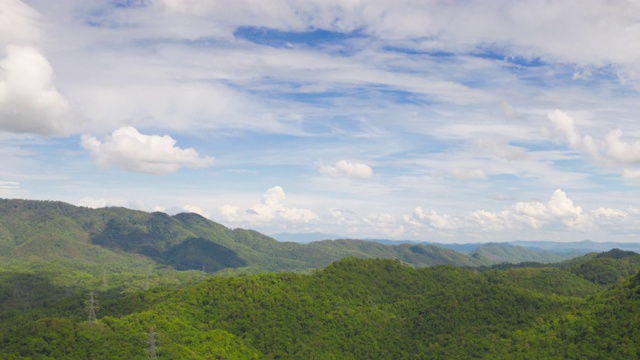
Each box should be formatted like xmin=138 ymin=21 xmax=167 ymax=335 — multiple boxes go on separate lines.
xmin=0 ymin=199 xmax=494 ymax=273
xmin=2 ymin=253 xmax=640 ymax=358
xmin=470 ymin=243 xmax=570 ymax=264
xmin=2 ymin=199 xmax=640 ymax=358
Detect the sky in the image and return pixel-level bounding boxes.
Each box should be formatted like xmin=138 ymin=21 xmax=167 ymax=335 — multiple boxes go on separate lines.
xmin=2 ymin=0 xmax=640 ymax=243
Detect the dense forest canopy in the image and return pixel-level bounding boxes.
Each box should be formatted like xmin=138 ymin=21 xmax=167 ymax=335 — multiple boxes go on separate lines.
xmin=1 ymin=255 xmax=640 ymax=358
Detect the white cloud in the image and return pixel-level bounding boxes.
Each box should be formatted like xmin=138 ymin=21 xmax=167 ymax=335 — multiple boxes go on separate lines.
xmin=547 ymin=189 xmax=582 ymax=218
xmin=408 ymin=207 xmax=459 ymax=230
xmin=325 ymin=206 xmax=406 ymax=238
xmin=70 ymin=81 xmax=255 ymax=134
xmin=589 ymin=206 xmax=640 ymax=233
xmin=146 ymin=1 xmax=640 ymax=75
xmin=0 ymin=46 xmax=76 ymax=135
xmin=318 ymin=160 xmax=373 ymax=179
xmin=77 ymin=197 xmax=107 ymax=209
xmin=81 ymin=126 xmax=215 ymax=174
xmin=0 ymin=0 xmax=42 ymax=45
xmin=622 ymin=169 xmax=640 ymax=181
xmin=0 ymin=181 xmax=20 ymax=190
xmin=407 ymin=189 xmax=590 ymax=233
xmin=500 ymin=189 xmax=589 ymax=230
xmin=182 ymin=204 xmax=210 ymax=219
xmin=220 ymin=204 xmax=240 ymax=221
xmin=547 ymin=110 xmax=640 ymax=168
xmin=592 ymin=207 xmax=627 ymax=219
xmin=221 ymin=186 xmax=317 ymax=224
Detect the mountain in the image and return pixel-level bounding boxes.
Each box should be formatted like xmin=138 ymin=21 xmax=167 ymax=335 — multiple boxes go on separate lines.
xmin=365 ymin=239 xmax=640 ymax=259
xmin=0 ymin=199 xmax=489 ymax=273
xmin=511 ymin=239 xmax=640 ymax=253
xmin=470 ymin=243 xmax=570 ymax=264
xmin=2 ymin=199 xmax=631 ymax=276
xmin=370 ymin=240 xmax=580 ymax=263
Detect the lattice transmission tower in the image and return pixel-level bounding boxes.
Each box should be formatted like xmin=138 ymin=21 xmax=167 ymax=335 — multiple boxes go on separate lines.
xmin=86 ymin=291 xmax=99 ymax=324
xmin=147 ymin=326 xmax=158 ymax=359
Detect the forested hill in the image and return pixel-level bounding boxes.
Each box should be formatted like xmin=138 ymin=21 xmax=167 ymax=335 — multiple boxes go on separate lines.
xmin=2 ymin=256 xmax=640 ymax=358
xmin=0 ymin=198 xmax=592 ymax=273
xmin=0 ymin=198 xmax=547 ymax=273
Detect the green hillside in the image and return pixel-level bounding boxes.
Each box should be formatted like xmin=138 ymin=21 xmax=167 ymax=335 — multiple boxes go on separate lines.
xmin=471 ymin=243 xmax=570 ymax=264
xmin=1 ymin=256 xmax=640 ymax=359
xmin=499 ymin=269 xmax=640 ymax=358
xmin=0 ymin=199 xmax=488 ymax=273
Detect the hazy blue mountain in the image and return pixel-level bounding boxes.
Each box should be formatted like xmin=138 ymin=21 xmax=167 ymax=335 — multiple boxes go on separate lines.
xmin=510 ymin=240 xmax=640 ymax=253
xmin=364 ymin=238 xmax=420 ymax=245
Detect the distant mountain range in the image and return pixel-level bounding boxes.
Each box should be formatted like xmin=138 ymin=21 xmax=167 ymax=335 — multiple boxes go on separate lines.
xmin=277 ymin=232 xmax=640 ymax=258
xmin=0 ymin=199 xmax=633 ymax=274
xmin=509 ymin=240 xmax=640 ymax=253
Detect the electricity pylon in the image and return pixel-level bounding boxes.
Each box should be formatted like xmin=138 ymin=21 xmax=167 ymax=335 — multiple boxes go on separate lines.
xmin=86 ymin=291 xmax=99 ymax=324
xmin=147 ymin=326 xmax=158 ymax=359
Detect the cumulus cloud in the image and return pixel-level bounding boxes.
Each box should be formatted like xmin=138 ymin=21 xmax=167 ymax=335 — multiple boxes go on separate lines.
xmin=501 ymin=189 xmax=588 ymax=230
xmin=589 ymin=206 xmax=640 ymax=233
xmin=221 ymin=186 xmax=317 ymax=223
xmin=0 ymin=46 xmax=76 ymax=136
xmin=81 ymin=126 xmax=215 ymax=174
xmin=318 ymin=160 xmax=373 ymax=179
xmin=547 ymin=110 xmax=640 ymax=167
xmin=409 ymin=207 xmax=459 ymax=230
xmin=407 ymin=189 xmax=589 ymax=232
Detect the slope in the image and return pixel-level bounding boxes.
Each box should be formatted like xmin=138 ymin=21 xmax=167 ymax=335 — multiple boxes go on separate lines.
xmin=502 ymin=269 xmax=640 ymax=359
xmin=0 ymin=199 xmax=488 ymax=273
xmin=471 ymin=243 xmax=569 ymax=264
xmin=0 ymin=257 xmax=619 ymax=359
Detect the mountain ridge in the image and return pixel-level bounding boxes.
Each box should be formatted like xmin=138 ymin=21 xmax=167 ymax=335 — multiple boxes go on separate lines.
xmin=0 ymin=198 xmax=632 ymax=273
xmin=0 ymin=199 xmax=488 ymax=272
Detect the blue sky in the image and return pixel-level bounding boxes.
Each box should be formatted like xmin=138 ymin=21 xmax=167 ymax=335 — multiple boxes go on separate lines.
xmin=3 ymin=0 xmax=640 ymax=242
